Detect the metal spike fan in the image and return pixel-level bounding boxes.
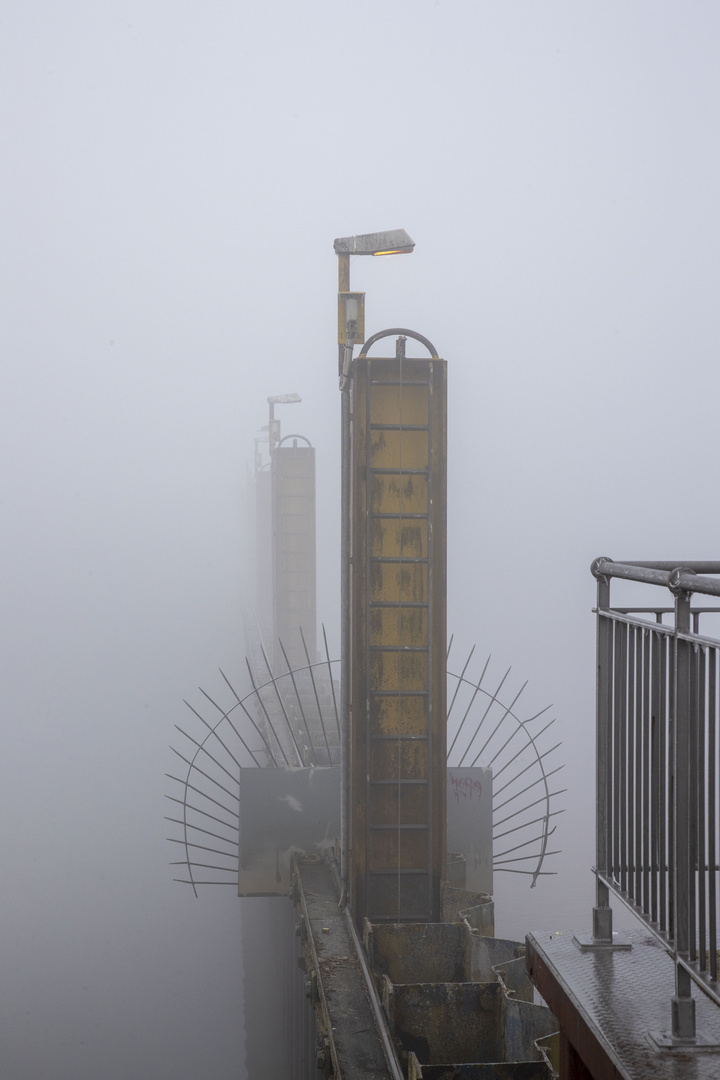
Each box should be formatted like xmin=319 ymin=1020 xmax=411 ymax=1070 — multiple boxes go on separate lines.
xmin=166 ymin=629 xmax=340 ymax=896
xmin=446 ymin=638 xmax=565 ymax=888
xmin=167 ymin=634 xmax=564 ymax=894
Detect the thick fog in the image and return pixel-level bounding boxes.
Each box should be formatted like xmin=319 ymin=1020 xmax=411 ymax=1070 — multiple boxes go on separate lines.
xmin=2 ymin=2 xmax=719 ymax=1077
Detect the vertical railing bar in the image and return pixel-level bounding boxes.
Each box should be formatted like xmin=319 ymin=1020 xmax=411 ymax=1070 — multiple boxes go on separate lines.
xmin=364 ymin=358 xmax=372 ymax=920
xmin=672 ymin=583 xmax=694 ymax=1039
xmin=642 ymin=627 xmax=651 ymax=915
xmin=426 ymin=359 xmax=434 ymax=921
xmin=659 ymin=631 xmax=669 ymax=934
xmin=674 ymin=591 xmax=690 ymax=956
xmin=688 ymin=642 xmax=698 ymax=963
xmin=650 ymin=627 xmax=660 ymax=925
xmin=614 ymin=622 xmax=623 ymax=889
xmin=593 ymin=568 xmax=614 ymax=940
xmin=612 ymin=612 xmax=618 ymax=894
xmin=634 ymin=625 xmax=642 ymax=905
xmin=634 ymin=626 xmax=639 ymax=902
xmin=697 ymin=644 xmax=707 ymax=972
xmin=708 ymin=649 xmax=717 ymax=983
xmin=621 ymin=622 xmax=626 ymax=889
xmin=627 ymin=626 xmax=634 ymax=901
xmin=668 ymin=617 xmax=676 ymax=946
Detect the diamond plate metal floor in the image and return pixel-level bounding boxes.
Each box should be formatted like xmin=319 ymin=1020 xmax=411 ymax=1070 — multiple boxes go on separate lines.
xmin=526 ymin=928 xmax=720 ymax=1080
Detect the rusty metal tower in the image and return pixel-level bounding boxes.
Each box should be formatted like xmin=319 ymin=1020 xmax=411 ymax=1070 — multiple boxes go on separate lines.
xmin=165 ymin=229 xmax=564 ymax=1078
xmin=346 ymin=329 xmax=447 ymax=926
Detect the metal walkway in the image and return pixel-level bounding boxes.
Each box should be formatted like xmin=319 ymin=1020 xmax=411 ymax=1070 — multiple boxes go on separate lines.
xmin=527 ymin=928 xmax=720 ymax=1079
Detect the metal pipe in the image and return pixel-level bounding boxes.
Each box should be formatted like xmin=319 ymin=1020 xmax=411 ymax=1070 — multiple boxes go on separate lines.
xmin=641 ymin=627 xmax=651 ymax=916
xmin=592 ymin=558 xmax=720 ymax=597
xmin=592 ymin=558 xmax=672 ymax=588
xmin=672 ymin=585 xmax=696 ymax=1039
xmin=339 ymin=312 xmax=352 ymax=904
xmin=617 ymin=621 xmax=627 ymax=894
xmin=697 ymin=645 xmax=706 ymax=970
xmin=339 ymin=384 xmax=351 ymax=903
xmin=616 ymin=561 xmax=720 ymax=574
xmin=593 ymin=570 xmax=613 ymax=940
xmin=659 ymin=631 xmax=668 ymax=933
xmin=336 ymin=248 xmax=352 ymax=905
xmin=709 ymin=650 xmax=718 ymax=983
xmin=627 ymin=625 xmax=636 ymax=903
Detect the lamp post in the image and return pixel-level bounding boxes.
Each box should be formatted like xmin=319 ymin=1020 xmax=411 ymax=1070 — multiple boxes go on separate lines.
xmin=333 ymin=229 xmax=415 ymax=903
xmin=334 ymin=229 xmax=415 ymax=388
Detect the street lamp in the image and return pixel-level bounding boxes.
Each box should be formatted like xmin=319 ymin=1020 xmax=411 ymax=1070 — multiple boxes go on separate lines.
xmin=334 ymin=230 xmax=415 ymax=373
xmin=333 ymin=228 xmax=415 ymax=257
xmin=267 ymin=392 xmax=301 ymax=455
xmin=334 ymin=229 xmax=415 ymax=905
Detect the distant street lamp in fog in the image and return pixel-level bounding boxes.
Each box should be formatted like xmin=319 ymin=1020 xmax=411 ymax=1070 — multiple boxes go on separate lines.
xmin=334 ymin=228 xmax=415 ymax=903
xmin=267 ymin=392 xmax=301 ymax=455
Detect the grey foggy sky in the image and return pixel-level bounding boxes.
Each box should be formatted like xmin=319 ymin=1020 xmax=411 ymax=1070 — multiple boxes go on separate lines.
xmin=2 ymin=2 xmax=719 ymax=1077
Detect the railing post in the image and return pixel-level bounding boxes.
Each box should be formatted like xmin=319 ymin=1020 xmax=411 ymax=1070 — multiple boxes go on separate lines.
xmin=593 ymin=558 xmax=614 ymax=941
xmin=670 ymin=569 xmax=696 ymax=1041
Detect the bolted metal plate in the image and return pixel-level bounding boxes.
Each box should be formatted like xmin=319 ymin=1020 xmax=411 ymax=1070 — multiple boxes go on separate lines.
xmin=447 ymin=767 xmax=493 ymax=895
xmin=238 ymin=767 xmax=340 ymax=895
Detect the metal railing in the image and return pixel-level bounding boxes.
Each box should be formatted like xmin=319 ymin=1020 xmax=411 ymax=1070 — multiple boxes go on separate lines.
xmin=591 ymin=559 xmax=720 ymax=1040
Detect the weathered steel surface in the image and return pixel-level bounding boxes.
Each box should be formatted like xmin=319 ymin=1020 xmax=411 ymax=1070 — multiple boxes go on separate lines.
xmin=442 ymin=884 xmax=495 ymax=935
xmin=447 ymin=767 xmax=493 ymax=895
xmin=496 ymin=953 xmax=534 ymax=1002
xmin=383 ymin=978 xmax=505 ymax=1064
xmin=472 ymin=938 xmax=527 ymax=986
xmin=526 ymin=928 xmax=720 ymax=1080
xmin=294 ymin=854 xmax=396 ymax=1079
xmin=364 ymin=919 xmax=528 ymax=989
xmin=502 ymin=994 xmax=558 ymax=1067
xmin=350 ymin=351 xmax=447 ymax=925
xmin=238 ymin=767 xmax=339 ymax=895
xmin=368 ymin=919 xmax=555 ymax=1071
xmin=365 ymin=921 xmax=469 ymax=985
xmin=388 ymin=976 xmax=554 ymax=1071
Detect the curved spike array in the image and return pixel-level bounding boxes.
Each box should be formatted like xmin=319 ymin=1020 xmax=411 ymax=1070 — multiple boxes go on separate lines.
xmin=167 ymin=637 xmax=564 ymax=894
xmin=447 ymin=644 xmax=566 ymax=887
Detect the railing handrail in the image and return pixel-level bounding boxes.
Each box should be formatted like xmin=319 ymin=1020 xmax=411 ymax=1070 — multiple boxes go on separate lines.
xmin=592 ymin=557 xmax=720 ymax=598
xmin=592 ymin=558 xmax=720 ymax=1039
